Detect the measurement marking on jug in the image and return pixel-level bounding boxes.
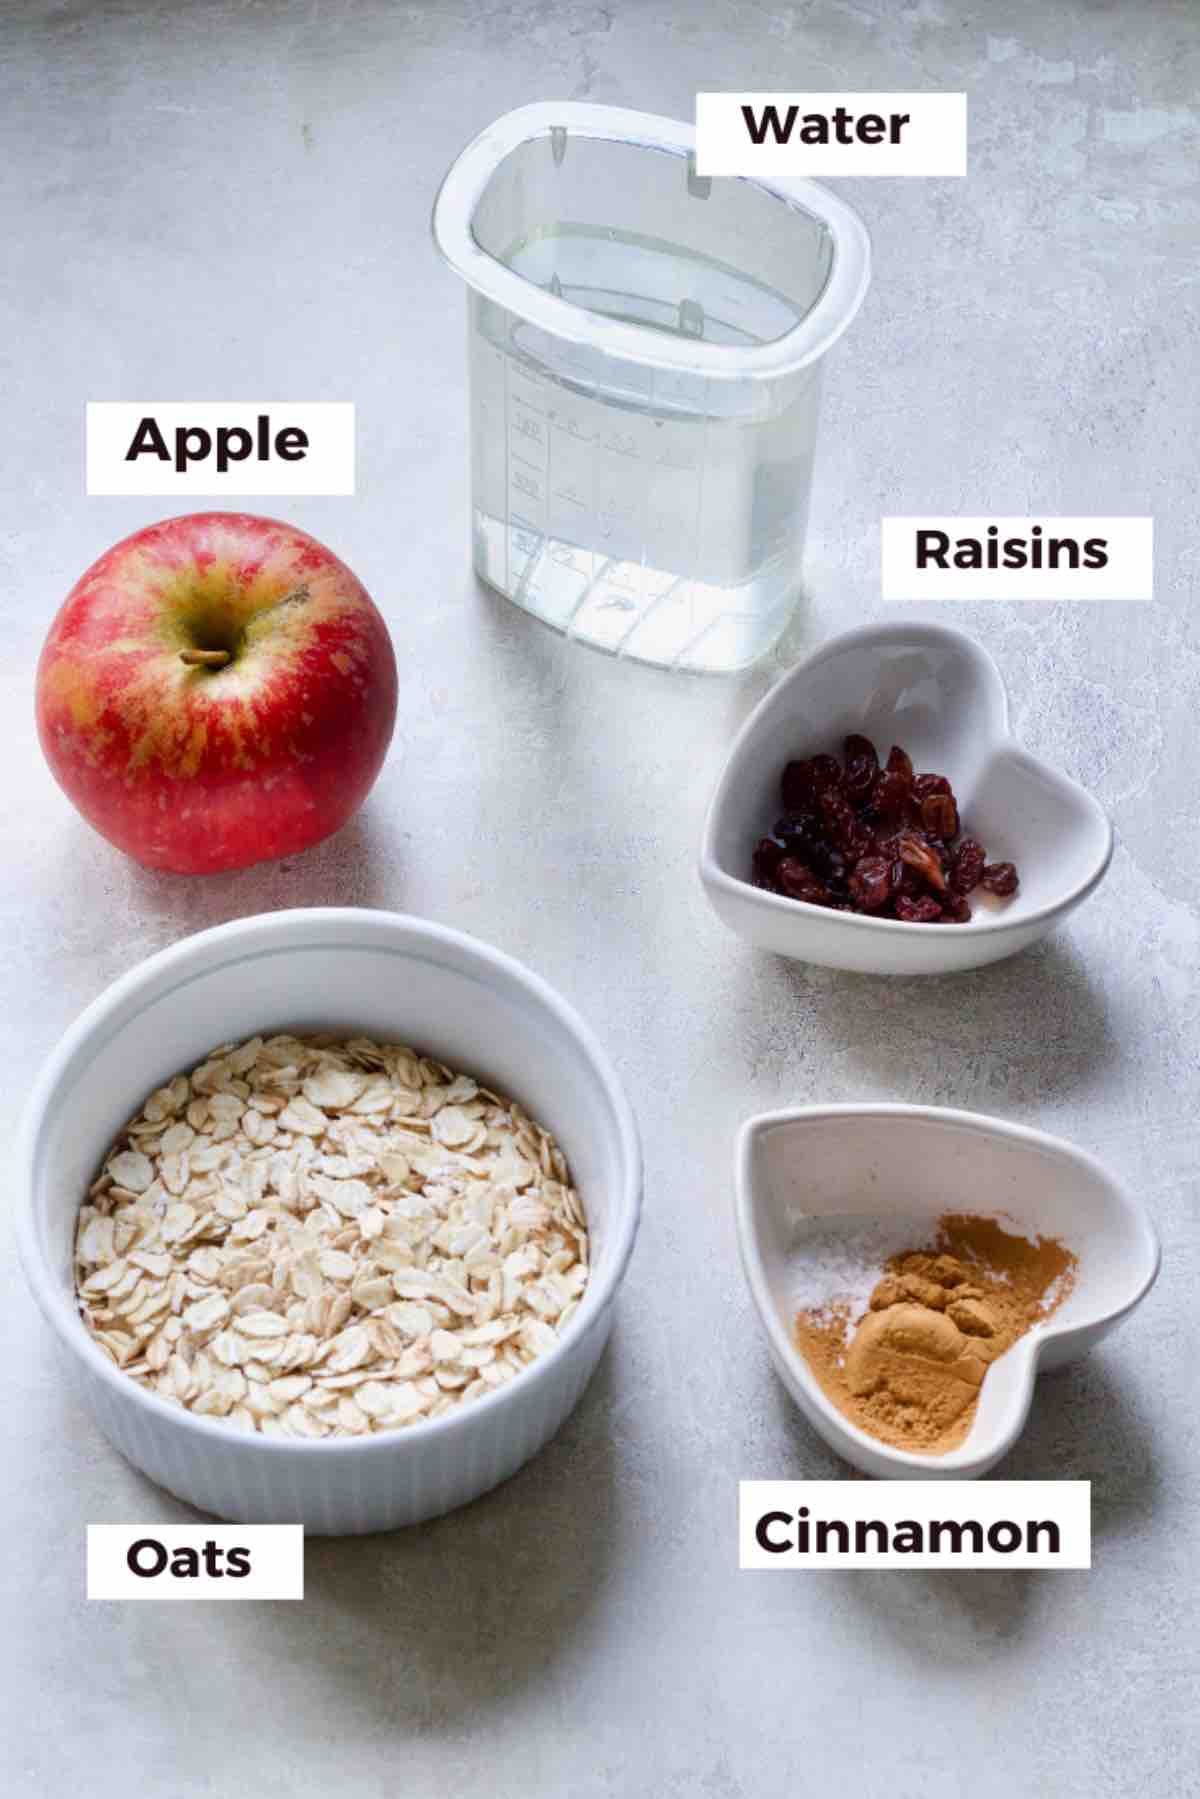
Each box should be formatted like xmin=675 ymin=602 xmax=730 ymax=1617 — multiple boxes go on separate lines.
xmin=550 ymin=415 xmax=597 ymax=445
xmin=561 ymin=558 xmax=617 ymax=634
xmin=613 ymin=575 xmax=688 ymax=659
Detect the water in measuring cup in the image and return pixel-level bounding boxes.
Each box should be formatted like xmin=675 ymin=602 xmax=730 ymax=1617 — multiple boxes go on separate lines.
xmin=469 ymin=228 xmax=821 ymax=673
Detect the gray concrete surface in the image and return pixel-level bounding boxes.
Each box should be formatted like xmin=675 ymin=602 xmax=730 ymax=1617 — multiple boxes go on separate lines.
xmin=2 ymin=1 xmax=1197 ymax=1794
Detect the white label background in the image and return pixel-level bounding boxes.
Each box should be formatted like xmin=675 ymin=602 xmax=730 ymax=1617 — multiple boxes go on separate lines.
xmin=86 ymin=402 xmax=355 ymax=496
xmin=87 ymin=1524 xmax=304 ymax=1600
xmin=882 ymin=516 xmax=1154 ymax=601
xmin=740 ymin=1482 xmax=1091 ymax=1570
xmin=695 ymin=93 xmax=967 ymax=177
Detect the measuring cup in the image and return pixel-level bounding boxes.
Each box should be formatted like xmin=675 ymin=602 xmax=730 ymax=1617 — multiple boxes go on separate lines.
xmin=433 ymin=103 xmax=870 ymax=673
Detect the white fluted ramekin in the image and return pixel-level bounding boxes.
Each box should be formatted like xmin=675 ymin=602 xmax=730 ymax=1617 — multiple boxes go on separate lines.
xmin=17 ymin=908 xmax=641 ymax=1534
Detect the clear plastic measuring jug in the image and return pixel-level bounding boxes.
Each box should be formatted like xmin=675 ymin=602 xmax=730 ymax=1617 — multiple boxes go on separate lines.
xmin=433 ymin=104 xmax=870 ymax=673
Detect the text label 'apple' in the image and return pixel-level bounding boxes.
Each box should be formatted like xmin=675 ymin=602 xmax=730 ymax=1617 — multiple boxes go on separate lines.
xmin=86 ymin=402 xmax=355 ymax=495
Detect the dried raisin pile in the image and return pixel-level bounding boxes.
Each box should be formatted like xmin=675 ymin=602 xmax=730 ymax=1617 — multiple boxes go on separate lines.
xmin=751 ymin=735 xmax=1019 ymax=925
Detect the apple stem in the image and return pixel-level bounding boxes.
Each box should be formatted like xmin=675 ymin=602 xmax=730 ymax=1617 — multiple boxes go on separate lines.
xmin=180 ymin=648 xmax=231 ymax=669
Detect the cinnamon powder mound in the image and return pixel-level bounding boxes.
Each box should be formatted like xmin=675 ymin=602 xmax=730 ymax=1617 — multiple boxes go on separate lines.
xmin=794 ymin=1214 xmax=1077 ymax=1456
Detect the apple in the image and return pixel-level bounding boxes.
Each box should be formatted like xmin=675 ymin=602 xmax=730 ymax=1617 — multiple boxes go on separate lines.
xmin=36 ymin=512 xmax=398 ymax=874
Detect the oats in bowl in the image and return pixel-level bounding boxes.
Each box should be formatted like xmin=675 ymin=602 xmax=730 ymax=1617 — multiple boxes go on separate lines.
xmin=74 ymin=1034 xmax=589 ymax=1439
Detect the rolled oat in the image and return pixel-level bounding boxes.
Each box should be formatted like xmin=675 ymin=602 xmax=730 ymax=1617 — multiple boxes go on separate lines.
xmin=75 ymin=1035 xmax=589 ymax=1438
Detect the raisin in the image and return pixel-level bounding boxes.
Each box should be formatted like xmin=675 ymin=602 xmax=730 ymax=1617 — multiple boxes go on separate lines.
xmin=842 ymin=735 xmax=879 ymax=803
xmin=950 ymin=838 xmax=985 ymax=894
xmin=895 ymin=895 xmax=943 ymax=923
xmin=940 ymin=893 xmax=972 ymax=923
xmin=886 ymin=745 xmax=913 ymax=783
xmin=843 ymin=755 xmax=877 ymax=805
xmin=752 ymin=838 xmax=785 ymax=886
xmin=848 ymin=854 xmax=893 ymax=912
xmin=912 ymin=773 xmax=952 ymax=802
xmin=920 ymin=792 xmax=959 ymax=839
xmin=818 ymin=788 xmax=867 ymax=857
xmin=809 ymin=754 xmax=844 ymax=794
xmin=897 ymin=831 xmax=948 ymax=893
xmin=780 ymin=759 xmax=818 ymax=812
xmin=981 ymin=861 xmax=1019 ymax=896
xmin=821 ymin=847 xmax=848 ymax=889
xmin=874 ymin=771 xmax=911 ymax=826
xmin=894 ymin=862 xmax=924 ymax=900
xmin=777 ymin=858 xmax=830 ymax=905
xmin=774 ymin=814 xmax=820 ymax=858
xmin=844 ymin=733 xmax=879 ymax=768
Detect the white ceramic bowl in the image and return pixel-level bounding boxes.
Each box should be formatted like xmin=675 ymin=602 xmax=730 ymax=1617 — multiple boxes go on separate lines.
xmin=17 ymin=909 xmax=642 ymax=1534
xmin=700 ymin=621 xmax=1113 ymax=974
xmin=736 ymin=1104 xmax=1159 ymax=1479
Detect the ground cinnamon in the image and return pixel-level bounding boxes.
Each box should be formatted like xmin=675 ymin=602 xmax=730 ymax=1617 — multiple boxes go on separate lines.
xmin=794 ymin=1213 xmax=1077 ymax=1455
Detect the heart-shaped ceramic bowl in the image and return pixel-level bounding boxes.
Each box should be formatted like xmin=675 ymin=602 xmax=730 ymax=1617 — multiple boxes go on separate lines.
xmin=700 ymin=621 xmax=1113 ymax=974
xmin=735 ymin=1104 xmax=1160 ymax=1479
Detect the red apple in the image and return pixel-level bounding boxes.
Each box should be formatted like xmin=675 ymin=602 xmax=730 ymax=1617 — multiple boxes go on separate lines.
xmin=36 ymin=512 xmax=398 ymax=874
